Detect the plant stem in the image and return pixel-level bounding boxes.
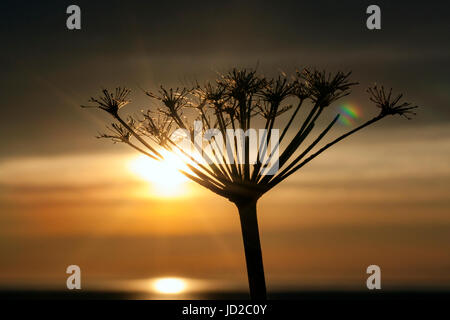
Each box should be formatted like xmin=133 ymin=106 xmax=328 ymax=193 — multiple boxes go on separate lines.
xmin=236 ymin=199 xmax=267 ymax=300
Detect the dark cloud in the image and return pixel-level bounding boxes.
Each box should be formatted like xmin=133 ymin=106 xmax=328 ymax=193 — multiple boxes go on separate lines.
xmin=1 ymin=0 xmax=449 ymax=157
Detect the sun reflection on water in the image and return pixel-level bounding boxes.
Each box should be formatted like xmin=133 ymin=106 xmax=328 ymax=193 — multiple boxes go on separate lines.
xmin=99 ymin=277 xmax=245 ymax=299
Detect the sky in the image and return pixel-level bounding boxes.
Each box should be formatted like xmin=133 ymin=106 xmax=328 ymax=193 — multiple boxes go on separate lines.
xmin=0 ymin=0 xmax=449 ymax=294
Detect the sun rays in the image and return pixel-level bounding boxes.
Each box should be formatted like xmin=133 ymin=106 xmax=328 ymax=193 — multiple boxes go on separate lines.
xmin=128 ymin=151 xmax=191 ymax=198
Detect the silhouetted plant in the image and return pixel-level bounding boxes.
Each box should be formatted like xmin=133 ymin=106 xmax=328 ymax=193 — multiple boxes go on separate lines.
xmin=83 ymin=68 xmax=417 ymax=300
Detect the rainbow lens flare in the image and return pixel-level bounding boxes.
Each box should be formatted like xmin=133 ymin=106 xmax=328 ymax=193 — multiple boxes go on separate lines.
xmin=338 ymin=104 xmax=361 ymax=126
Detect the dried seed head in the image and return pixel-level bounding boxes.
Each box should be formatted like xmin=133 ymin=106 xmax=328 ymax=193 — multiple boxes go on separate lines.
xmin=82 ymin=87 xmax=131 ymax=116
xmin=301 ymin=69 xmax=357 ymax=107
xmin=367 ymin=85 xmax=418 ymax=119
xmin=218 ymin=68 xmax=266 ymax=100
xmin=259 ymin=76 xmax=293 ymax=104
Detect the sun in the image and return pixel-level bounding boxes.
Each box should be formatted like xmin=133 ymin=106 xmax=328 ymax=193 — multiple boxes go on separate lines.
xmin=152 ymin=277 xmax=187 ymax=294
xmin=128 ymin=151 xmax=190 ymax=197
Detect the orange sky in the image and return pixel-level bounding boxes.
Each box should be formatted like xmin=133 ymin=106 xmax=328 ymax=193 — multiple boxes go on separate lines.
xmin=1 ymin=123 xmax=449 ymax=291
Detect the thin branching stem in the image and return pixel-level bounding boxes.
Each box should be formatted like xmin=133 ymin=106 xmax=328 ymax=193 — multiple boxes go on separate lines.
xmin=267 ymin=114 xmax=384 ymax=191
xmin=115 ymin=115 xmax=163 ymax=159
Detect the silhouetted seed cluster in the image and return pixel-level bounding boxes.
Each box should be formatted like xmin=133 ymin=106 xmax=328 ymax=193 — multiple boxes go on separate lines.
xmin=145 ymin=87 xmax=192 ymax=128
xmin=84 ymin=68 xmax=418 ymax=203
xmin=256 ymin=76 xmax=293 ymax=119
xmin=302 ymin=69 xmax=358 ymax=107
xmin=83 ymin=88 xmax=131 ymax=116
xmin=367 ymin=85 xmax=418 ymax=119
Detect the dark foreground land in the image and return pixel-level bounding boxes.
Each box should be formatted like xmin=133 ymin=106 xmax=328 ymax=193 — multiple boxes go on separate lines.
xmin=1 ymin=291 xmax=448 ymax=318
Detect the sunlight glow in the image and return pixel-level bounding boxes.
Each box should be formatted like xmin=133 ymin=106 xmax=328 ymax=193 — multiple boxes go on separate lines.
xmin=152 ymin=277 xmax=187 ymax=294
xmin=128 ymin=151 xmax=190 ymax=197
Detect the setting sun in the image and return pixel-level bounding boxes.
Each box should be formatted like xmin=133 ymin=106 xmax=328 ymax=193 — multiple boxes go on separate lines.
xmin=129 ymin=151 xmax=190 ymax=197
xmin=152 ymin=277 xmax=187 ymax=294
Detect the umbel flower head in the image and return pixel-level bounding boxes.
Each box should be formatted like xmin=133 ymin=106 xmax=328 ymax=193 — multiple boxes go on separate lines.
xmin=368 ymin=85 xmax=418 ymax=119
xmin=82 ymin=87 xmax=131 ymax=116
xmin=83 ymin=68 xmax=419 ymax=198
